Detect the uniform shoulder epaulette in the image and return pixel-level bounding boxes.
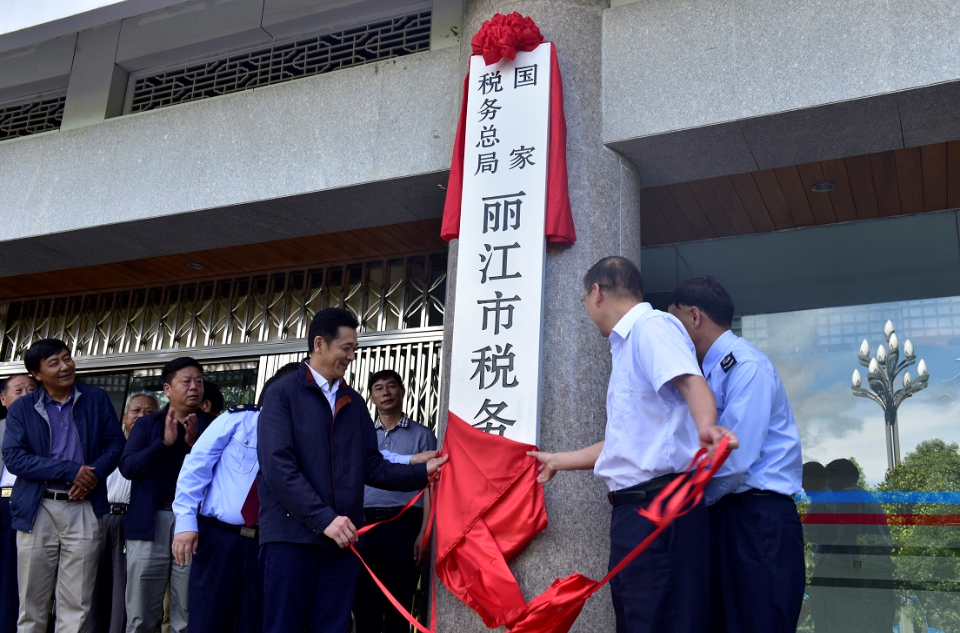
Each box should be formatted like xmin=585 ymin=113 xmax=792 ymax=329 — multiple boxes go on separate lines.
xmin=720 ymin=353 xmax=738 ymax=373
xmin=226 ymin=403 xmax=260 ymax=413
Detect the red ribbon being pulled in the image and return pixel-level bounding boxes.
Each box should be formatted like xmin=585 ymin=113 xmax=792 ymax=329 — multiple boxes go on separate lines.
xmin=355 ymin=416 xmax=731 ymax=633
xmin=440 ymin=12 xmax=576 ymax=246
xmin=506 ymin=439 xmax=732 ymax=633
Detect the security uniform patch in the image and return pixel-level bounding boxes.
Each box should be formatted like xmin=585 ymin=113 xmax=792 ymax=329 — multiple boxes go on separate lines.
xmin=720 ymin=353 xmax=737 ymax=373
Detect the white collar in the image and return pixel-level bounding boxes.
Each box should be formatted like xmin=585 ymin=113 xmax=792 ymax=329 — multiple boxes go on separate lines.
xmin=307 ymin=364 xmax=341 ymax=393
xmin=610 ymin=302 xmax=651 ymax=341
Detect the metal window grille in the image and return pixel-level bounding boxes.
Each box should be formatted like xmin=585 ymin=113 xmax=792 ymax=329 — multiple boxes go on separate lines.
xmin=128 ymin=11 xmax=431 ymax=113
xmin=257 ymin=331 xmax=443 ymax=431
xmin=0 ymin=252 xmax=447 ymax=363
xmin=0 ymin=93 xmax=66 ymax=141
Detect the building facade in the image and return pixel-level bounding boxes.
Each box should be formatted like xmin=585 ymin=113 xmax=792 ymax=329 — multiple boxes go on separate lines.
xmin=2 ymin=0 xmax=959 ymax=631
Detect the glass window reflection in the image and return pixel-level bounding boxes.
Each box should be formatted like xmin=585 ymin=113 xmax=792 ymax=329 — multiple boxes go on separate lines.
xmin=739 ymin=295 xmax=960 ymax=633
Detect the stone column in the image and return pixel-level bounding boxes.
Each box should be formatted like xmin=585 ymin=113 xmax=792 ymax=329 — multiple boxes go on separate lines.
xmin=437 ymin=1 xmax=643 ymax=631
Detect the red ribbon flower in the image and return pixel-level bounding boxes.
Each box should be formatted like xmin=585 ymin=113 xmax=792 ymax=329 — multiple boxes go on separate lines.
xmin=471 ymin=12 xmax=544 ymax=66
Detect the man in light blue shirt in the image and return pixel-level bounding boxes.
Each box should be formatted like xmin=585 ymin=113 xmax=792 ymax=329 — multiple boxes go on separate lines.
xmin=172 ymin=362 xmax=437 ymax=633
xmin=172 ymin=362 xmax=301 ymax=633
xmin=668 ymin=276 xmax=804 ymax=633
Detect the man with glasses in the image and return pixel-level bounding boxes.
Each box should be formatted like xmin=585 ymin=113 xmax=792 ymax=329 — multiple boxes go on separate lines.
xmin=528 ymin=257 xmax=736 ymax=633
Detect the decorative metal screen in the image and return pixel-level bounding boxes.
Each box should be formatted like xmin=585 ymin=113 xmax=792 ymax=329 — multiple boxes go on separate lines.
xmin=258 ymin=332 xmax=443 ymax=431
xmin=0 ymin=253 xmax=447 ymax=363
xmin=0 ymin=93 xmax=66 ymax=141
xmin=128 ymin=11 xmax=431 ymax=113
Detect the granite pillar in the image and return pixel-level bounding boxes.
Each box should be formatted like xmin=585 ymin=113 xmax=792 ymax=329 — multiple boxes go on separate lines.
xmin=437 ymin=1 xmax=642 ymax=631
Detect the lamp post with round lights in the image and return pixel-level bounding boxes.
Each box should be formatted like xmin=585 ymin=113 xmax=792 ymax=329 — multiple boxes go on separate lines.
xmin=851 ymin=320 xmax=929 ymax=472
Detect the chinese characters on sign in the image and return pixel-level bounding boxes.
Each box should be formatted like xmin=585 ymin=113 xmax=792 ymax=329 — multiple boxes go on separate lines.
xmin=447 ymin=44 xmax=552 ymax=444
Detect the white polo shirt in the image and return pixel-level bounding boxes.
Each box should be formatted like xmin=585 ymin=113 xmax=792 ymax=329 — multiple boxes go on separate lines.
xmin=594 ymin=302 xmax=703 ymax=491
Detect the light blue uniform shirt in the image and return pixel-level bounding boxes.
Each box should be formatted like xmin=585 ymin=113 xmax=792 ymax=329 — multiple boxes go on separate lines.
xmin=174 ymin=407 xmax=262 ymax=532
xmin=174 ymin=406 xmax=413 ymax=533
xmin=702 ymin=330 xmax=803 ymax=504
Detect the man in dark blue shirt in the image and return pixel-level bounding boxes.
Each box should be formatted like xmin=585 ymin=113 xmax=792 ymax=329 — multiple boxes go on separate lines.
xmin=257 ymin=308 xmax=447 ymax=633
xmin=119 ymin=357 xmax=211 ymax=633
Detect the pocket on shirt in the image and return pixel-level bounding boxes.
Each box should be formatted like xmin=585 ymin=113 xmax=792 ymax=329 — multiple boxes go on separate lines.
xmin=225 ymin=436 xmax=258 ymax=474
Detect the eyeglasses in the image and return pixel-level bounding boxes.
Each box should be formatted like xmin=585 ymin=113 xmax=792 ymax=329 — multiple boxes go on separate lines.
xmin=579 ymin=284 xmax=609 ymax=306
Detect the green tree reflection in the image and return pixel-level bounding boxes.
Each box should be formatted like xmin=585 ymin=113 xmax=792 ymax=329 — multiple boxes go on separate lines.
xmin=879 ymin=439 xmax=960 ymax=632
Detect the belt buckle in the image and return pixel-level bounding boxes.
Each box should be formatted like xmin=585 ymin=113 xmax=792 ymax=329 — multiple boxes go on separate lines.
xmin=1 ymin=488 xmax=11 ymax=498
xmin=240 ymin=526 xmax=256 ymax=539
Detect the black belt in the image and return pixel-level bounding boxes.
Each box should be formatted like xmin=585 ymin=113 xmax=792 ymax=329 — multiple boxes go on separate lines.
xmin=109 ymin=503 xmax=128 ymax=515
xmin=43 ymin=489 xmax=78 ymax=502
xmin=607 ymin=474 xmax=678 ymax=506
xmin=157 ymin=502 xmax=173 ymax=511
xmin=732 ymin=489 xmax=792 ymax=500
xmin=200 ymin=515 xmax=258 ymax=539
xmin=364 ymin=507 xmax=407 ymax=522
xmin=0 ymin=487 xmax=11 ymax=499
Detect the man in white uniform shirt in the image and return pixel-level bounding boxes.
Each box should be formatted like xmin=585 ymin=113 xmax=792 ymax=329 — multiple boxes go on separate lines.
xmin=529 ymin=256 xmax=736 ymax=633
xmin=89 ymin=392 xmax=158 ymax=633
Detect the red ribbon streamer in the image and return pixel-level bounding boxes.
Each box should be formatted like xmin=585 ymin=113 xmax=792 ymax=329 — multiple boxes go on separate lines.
xmin=505 ymin=439 xmax=731 ymax=633
xmin=355 ymin=425 xmax=731 ymax=633
xmin=350 ymin=473 xmax=440 ymax=633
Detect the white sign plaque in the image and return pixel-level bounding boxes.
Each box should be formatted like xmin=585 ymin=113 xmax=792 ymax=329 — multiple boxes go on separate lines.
xmin=447 ymin=43 xmax=552 ymax=446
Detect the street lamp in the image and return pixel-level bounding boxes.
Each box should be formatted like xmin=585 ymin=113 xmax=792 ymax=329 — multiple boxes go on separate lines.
xmin=851 ymin=320 xmax=929 ymax=471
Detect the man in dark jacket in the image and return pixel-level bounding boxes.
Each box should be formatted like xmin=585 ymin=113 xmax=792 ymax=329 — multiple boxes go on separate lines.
xmin=257 ymin=308 xmax=447 ymax=633
xmin=119 ymin=357 xmax=211 ymax=633
xmin=1 ymin=338 xmax=126 ymax=633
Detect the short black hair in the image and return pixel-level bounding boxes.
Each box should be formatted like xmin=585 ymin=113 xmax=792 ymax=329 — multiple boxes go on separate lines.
xmin=582 ymin=256 xmax=644 ymax=301
xmin=825 ymin=458 xmax=860 ymax=490
xmin=802 ymin=461 xmax=827 ymax=491
xmin=307 ymin=308 xmax=359 ymax=354
xmin=23 ymin=339 xmax=70 ymax=374
xmin=369 ymin=369 xmax=404 ymax=393
xmin=666 ymin=276 xmax=735 ymax=328
xmin=162 ymin=357 xmax=204 ymax=386
xmin=202 ymin=382 xmax=225 ymax=415
xmin=257 ymin=362 xmax=301 ymax=406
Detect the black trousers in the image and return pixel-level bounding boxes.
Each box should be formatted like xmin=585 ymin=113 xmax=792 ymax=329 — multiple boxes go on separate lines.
xmin=87 ymin=511 xmax=127 ymax=633
xmin=353 ymin=508 xmax=423 ymax=633
xmin=260 ymin=541 xmax=359 ymax=633
xmin=0 ymin=497 xmax=17 ymax=633
xmin=708 ymin=491 xmax=805 ymax=633
xmin=190 ymin=518 xmax=262 ymax=633
xmin=609 ymin=497 xmax=709 ymax=633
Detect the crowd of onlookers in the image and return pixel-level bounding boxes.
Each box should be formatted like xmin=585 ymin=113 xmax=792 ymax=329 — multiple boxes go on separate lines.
xmin=0 ymin=306 xmax=441 ymax=633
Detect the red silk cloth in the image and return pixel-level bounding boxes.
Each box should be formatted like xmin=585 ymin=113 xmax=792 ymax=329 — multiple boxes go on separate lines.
xmin=434 ymin=414 xmax=548 ymax=627
xmin=354 ymin=415 xmax=731 ymax=633
xmin=440 ymin=14 xmax=576 ymax=245
xmin=471 ymin=12 xmax=544 ymax=66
